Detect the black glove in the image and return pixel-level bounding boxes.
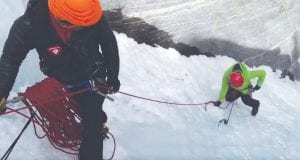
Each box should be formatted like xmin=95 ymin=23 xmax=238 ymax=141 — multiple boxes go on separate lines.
xmin=253 ymin=85 xmax=261 ymax=91
xmin=106 ymin=78 xmax=120 ymax=94
xmin=213 ymin=100 xmax=221 ymax=106
xmin=0 ymin=97 xmax=7 ymax=113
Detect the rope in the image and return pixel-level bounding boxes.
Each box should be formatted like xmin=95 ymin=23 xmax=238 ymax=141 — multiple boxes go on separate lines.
xmin=118 ymin=91 xmax=216 ymax=106
xmin=1 ymin=89 xmax=218 ymax=118
xmin=104 ymin=132 xmax=117 ymax=160
xmin=0 ymin=84 xmax=102 ymax=116
xmin=19 ymin=78 xmax=83 ymax=154
xmin=1 ymin=78 xmax=220 ymax=160
xmin=0 ymin=78 xmax=117 ymax=160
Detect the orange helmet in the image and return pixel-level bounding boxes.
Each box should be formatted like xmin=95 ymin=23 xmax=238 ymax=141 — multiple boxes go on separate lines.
xmin=48 ymin=0 xmax=103 ymax=27
xmin=229 ymin=71 xmax=244 ymax=87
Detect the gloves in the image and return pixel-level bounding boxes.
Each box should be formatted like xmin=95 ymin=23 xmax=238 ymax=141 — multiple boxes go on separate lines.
xmin=213 ymin=100 xmax=221 ymax=106
xmin=253 ymin=85 xmax=261 ymax=91
xmin=106 ymin=78 xmax=120 ymax=94
xmin=0 ymin=97 xmax=6 ymax=113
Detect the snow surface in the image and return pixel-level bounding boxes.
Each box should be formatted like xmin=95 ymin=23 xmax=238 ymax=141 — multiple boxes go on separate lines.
xmin=1 ymin=1 xmax=300 ymax=160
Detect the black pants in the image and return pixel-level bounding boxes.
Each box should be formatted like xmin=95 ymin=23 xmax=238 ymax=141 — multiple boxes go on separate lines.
xmin=73 ymin=91 xmax=107 ymax=160
xmin=225 ymin=87 xmax=260 ymax=109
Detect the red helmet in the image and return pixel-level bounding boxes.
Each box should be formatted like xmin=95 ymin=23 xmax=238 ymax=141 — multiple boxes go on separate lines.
xmin=229 ymin=71 xmax=244 ymax=87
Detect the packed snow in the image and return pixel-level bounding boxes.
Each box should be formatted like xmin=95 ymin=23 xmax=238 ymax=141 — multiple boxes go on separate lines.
xmin=1 ymin=1 xmax=300 ymax=160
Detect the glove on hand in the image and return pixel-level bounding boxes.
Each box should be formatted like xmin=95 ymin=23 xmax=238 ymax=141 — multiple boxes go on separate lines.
xmin=253 ymin=85 xmax=261 ymax=91
xmin=213 ymin=100 xmax=221 ymax=106
xmin=0 ymin=97 xmax=6 ymax=113
xmin=107 ymin=78 xmax=120 ymax=94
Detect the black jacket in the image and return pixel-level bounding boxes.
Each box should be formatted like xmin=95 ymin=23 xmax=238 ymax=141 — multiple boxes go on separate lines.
xmin=0 ymin=0 xmax=119 ymax=98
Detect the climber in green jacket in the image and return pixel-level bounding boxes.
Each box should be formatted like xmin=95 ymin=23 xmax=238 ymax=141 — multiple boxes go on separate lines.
xmin=214 ymin=62 xmax=266 ymax=116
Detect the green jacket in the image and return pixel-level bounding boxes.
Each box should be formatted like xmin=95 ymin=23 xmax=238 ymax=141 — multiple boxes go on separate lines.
xmin=219 ymin=63 xmax=266 ymax=102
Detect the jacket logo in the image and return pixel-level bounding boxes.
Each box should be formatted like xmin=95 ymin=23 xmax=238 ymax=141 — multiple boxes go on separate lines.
xmin=48 ymin=45 xmax=62 ymax=56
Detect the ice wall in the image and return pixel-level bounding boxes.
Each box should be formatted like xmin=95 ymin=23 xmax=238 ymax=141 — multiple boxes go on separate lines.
xmin=102 ymin=0 xmax=300 ymax=78
xmin=102 ymin=0 xmax=299 ymax=54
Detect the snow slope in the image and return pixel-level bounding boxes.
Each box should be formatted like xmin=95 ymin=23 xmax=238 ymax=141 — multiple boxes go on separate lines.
xmin=0 ymin=32 xmax=300 ymax=160
xmin=0 ymin=1 xmax=300 ymax=160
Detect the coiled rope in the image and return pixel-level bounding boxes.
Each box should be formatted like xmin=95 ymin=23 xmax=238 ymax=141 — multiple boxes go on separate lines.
xmin=1 ymin=78 xmax=116 ymax=160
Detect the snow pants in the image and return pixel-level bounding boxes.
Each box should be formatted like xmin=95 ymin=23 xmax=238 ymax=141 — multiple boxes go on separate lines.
xmin=73 ymin=91 xmax=107 ymax=160
xmin=225 ymin=86 xmax=260 ymax=109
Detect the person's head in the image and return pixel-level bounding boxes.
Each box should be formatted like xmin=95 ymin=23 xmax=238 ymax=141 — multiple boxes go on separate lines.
xmin=229 ymin=71 xmax=244 ymax=87
xmin=48 ymin=0 xmax=103 ymax=29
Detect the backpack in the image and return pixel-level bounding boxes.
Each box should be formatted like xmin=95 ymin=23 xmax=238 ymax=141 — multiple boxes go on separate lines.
xmin=24 ymin=0 xmax=43 ymax=16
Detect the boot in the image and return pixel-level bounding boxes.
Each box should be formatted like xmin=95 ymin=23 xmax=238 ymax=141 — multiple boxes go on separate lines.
xmin=251 ymin=105 xmax=259 ymax=116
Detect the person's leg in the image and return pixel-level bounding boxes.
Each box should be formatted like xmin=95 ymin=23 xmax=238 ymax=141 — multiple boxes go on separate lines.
xmin=241 ymin=94 xmax=260 ymax=116
xmin=225 ymin=87 xmax=241 ymax=102
xmin=75 ymin=92 xmax=107 ymax=160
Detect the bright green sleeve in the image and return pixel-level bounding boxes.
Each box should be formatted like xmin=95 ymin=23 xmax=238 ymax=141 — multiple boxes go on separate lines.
xmin=219 ymin=67 xmax=233 ymax=102
xmin=247 ymin=69 xmax=266 ymax=87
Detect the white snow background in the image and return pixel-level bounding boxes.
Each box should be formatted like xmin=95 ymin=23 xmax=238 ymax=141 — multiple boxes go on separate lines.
xmin=0 ymin=1 xmax=300 ymax=160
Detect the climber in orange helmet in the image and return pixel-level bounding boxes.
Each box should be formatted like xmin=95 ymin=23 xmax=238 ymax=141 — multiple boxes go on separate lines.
xmin=0 ymin=0 xmax=120 ymax=159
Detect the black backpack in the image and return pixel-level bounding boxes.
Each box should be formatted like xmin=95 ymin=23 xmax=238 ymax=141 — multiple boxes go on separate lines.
xmin=232 ymin=63 xmax=242 ymax=72
xmin=24 ymin=0 xmax=43 ymax=16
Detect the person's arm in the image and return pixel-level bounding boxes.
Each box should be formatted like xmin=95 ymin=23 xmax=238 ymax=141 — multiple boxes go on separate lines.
xmin=0 ymin=16 xmax=33 ymax=98
xmin=97 ymin=17 xmax=120 ymax=92
xmin=219 ymin=67 xmax=232 ymax=102
xmin=247 ymin=69 xmax=266 ymax=88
